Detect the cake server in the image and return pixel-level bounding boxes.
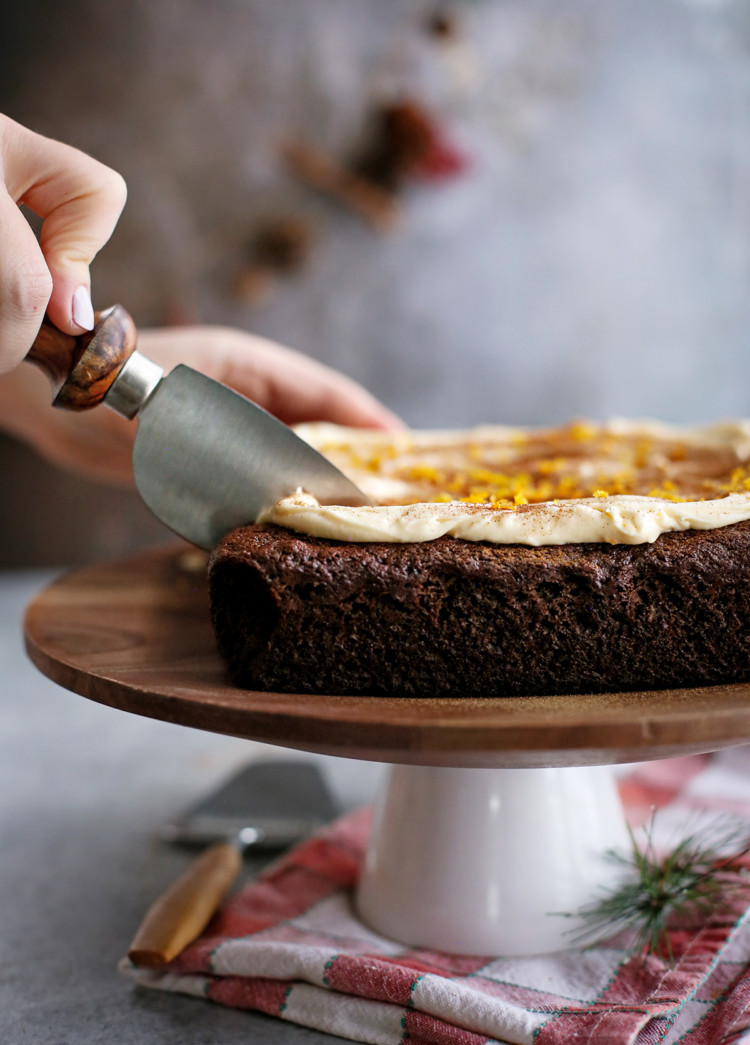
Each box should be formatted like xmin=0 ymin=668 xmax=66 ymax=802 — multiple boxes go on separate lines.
xmin=129 ymin=760 xmax=339 ymax=968
xmin=25 ymin=305 xmax=370 ymax=548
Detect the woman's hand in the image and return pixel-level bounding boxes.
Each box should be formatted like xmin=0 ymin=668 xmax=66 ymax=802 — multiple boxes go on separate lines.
xmin=0 ymin=115 xmax=400 ymax=485
xmin=0 ymin=113 xmax=127 ymax=375
xmin=0 ymin=325 xmax=402 ymax=485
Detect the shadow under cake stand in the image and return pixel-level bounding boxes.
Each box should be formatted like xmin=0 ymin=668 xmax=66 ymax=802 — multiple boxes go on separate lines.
xmin=24 ymin=545 xmax=750 ymax=956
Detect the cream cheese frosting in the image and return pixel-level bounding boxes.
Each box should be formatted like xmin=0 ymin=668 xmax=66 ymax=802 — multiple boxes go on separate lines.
xmin=258 ymin=420 xmax=750 ymax=546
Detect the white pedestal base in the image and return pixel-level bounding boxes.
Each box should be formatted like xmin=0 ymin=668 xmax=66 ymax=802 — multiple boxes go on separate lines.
xmin=357 ymin=764 xmax=630 ymax=956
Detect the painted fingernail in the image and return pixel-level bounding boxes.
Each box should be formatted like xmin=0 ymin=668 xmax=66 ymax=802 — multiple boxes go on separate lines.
xmin=72 ymin=285 xmax=95 ymax=331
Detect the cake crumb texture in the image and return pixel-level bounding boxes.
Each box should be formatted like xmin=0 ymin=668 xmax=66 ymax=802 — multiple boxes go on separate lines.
xmin=209 ymin=521 xmax=750 ymax=697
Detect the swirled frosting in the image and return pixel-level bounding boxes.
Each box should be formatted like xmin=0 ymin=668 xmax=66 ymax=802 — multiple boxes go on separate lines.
xmin=258 ymin=420 xmax=750 ymax=546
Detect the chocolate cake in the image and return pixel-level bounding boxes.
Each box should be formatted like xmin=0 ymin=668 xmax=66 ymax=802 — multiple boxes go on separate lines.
xmin=208 ymin=421 xmax=750 ymax=697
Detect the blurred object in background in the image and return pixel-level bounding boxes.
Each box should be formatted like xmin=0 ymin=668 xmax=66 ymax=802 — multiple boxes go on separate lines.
xmin=1 ymin=0 xmax=750 ymax=565
xmin=233 ymin=214 xmax=317 ymax=305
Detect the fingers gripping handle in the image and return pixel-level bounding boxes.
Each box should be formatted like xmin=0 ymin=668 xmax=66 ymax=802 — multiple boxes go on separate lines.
xmin=25 ymin=304 xmax=137 ymax=411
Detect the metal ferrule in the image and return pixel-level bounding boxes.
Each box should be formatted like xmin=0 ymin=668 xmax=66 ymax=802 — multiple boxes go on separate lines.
xmin=103 ymin=351 xmax=164 ymax=419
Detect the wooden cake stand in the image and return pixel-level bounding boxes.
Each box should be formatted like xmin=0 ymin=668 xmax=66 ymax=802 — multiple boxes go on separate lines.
xmin=24 ymin=544 xmax=750 ymax=956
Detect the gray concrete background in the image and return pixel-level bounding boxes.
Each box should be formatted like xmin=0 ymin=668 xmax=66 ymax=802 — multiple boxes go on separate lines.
xmin=0 ymin=570 xmax=385 ymax=1043
xmin=1 ymin=0 xmax=750 ymax=563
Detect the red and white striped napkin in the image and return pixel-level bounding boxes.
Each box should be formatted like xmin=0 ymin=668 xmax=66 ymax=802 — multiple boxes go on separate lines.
xmin=123 ymin=749 xmax=750 ymax=1045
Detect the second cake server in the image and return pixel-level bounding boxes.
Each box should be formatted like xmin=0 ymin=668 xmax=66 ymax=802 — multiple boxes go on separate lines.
xmin=25 ymin=305 xmax=370 ymax=548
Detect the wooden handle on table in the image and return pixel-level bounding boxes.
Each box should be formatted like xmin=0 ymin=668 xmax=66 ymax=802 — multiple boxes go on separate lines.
xmin=25 ymin=304 xmax=137 ymax=411
xmin=128 ymin=842 xmax=243 ymax=968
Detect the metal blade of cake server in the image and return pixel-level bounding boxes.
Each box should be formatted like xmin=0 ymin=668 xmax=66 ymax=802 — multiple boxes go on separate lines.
xmin=131 ymin=364 xmax=369 ymax=549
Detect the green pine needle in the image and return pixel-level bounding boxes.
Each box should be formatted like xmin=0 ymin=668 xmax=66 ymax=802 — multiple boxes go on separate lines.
xmin=565 ymin=812 xmax=750 ymax=963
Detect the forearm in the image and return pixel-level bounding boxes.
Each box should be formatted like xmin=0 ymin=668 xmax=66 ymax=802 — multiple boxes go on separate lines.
xmin=0 ymin=363 xmax=135 ymax=485
xmin=0 ymin=364 xmax=49 ymax=445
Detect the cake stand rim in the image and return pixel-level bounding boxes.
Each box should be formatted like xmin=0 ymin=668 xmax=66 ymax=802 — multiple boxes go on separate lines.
xmin=22 ymin=542 xmax=750 ymax=768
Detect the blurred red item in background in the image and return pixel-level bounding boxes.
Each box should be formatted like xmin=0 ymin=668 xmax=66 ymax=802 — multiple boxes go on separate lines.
xmin=354 ymin=98 xmax=469 ymax=190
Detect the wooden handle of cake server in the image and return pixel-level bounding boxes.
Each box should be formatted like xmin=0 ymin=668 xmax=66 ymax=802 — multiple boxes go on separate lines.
xmin=25 ymin=304 xmax=137 ymax=410
xmin=127 ymin=842 xmax=243 ymax=968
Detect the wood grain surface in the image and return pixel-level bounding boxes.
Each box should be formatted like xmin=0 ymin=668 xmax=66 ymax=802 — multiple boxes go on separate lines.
xmin=25 ymin=305 xmax=137 ymax=411
xmin=22 ymin=544 xmax=750 ymax=768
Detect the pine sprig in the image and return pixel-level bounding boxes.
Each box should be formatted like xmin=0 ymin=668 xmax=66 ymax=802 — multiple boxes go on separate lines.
xmin=566 ymin=813 xmax=750 ymax=962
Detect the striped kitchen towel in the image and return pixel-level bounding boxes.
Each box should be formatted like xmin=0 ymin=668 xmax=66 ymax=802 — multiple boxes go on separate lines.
xmin=123 ymin=748 xmax=750 ymax=1045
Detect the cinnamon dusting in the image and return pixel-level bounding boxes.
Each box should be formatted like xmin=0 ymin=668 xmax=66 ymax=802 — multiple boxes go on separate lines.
xmin=314 ymin=421 xmax=750 ymax=509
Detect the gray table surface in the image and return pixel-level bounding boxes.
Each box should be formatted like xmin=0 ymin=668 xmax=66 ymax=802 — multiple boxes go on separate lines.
xmin=0 ymin=568 xmax=386 ymax=1045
